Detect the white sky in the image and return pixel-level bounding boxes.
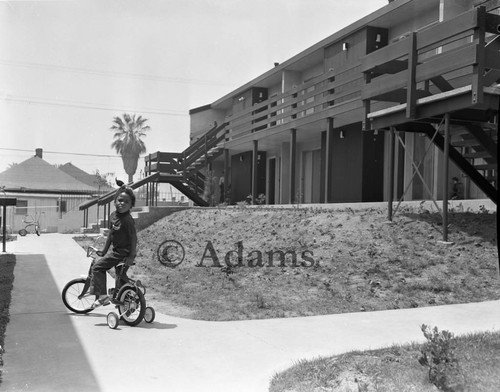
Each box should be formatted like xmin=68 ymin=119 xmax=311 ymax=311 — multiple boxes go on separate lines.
xmin=0 ymin=0 xmax=388 ymax=182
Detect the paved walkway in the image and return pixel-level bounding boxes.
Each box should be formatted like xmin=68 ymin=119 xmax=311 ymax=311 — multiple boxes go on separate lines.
xmin=1 ymin=234 xmax=499 ymax=392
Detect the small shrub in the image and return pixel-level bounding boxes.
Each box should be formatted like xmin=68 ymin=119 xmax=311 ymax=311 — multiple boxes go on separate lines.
xmin=236 ymin=200 xmax=249 ymax=208
xmin=418 ymin=324 xmax=464 ymax=391
xmin=255 ymin=193 xmax=266 ymax=205
xmin=479 ymin=205 xmax=489 ymax=214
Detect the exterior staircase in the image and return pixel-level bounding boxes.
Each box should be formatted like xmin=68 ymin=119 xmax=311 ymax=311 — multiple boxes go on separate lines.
xmin=79 ymin=122 xmax=228 ymax=228
xmin=451 ymin=122 xmax=497 ymax=193
xmin=418 ymin=121 xmax=497 ymax=202
xmin=361 ymin=5 xmax=498 ymax=204
xmin=143 ymin=121 xmax=228 ymax=206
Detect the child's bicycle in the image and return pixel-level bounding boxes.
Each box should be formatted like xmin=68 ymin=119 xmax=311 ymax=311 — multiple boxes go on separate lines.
xmin=61 ymin=239 xmax=155 ymax=329
xmin=18 ymin=214 xmax=41 ymax=236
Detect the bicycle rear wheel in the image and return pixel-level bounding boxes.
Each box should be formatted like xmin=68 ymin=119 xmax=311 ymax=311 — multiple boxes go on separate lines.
xmin=116 ymin=286 xmax=146 ymax=326
xmin=62 ymin=278 xmax=94 ymax=314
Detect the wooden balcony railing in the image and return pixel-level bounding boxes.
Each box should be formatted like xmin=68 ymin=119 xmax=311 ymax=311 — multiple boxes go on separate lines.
xmin=225 ymin=65 xmax=365 ymax=142
xmin=361 ymin=6 xmax=500 ymax=130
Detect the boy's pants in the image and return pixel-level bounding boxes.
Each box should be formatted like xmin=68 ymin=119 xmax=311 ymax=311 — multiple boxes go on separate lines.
xmin=89 ymin=253 xmax=128 ymax=296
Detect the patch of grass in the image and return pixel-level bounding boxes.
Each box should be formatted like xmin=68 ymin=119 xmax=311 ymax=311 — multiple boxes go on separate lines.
xmin=269 ymin=330 xmax=500 ymax=392
xmin=0 ymin=253 xmax=16 ymax=384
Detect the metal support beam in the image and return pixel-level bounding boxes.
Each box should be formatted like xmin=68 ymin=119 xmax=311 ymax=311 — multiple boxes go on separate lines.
xmin=289 ymin=129 xmax=297 ymax=204
xmin=252 ymin=140 xmax=258 ymax=204
xmin=497 ymin=97 xmax=499 ymax=277
xmin=326 ymin=118 xmax=334 ymax=202
xmin=223 ymin=149 xmax=229 ymax=204
xmin=443 ymin=113 xmax=450 ymax=242
xmin=154 ymin=182 xmax=158 ymax=207
xmin=2 ymin=204 xmax=6 ymax=253
xmin=472 ymin=6 xmax=486 ymax=105
xmin=388 ymin=128 xmax=395 ymax=221
xmin=406 ymin=32 xmax=417 ymax=119
xmin=320 ymin=130 xmax=327 ymax=203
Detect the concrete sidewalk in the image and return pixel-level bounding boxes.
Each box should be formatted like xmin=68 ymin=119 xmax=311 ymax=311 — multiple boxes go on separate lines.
xmin=2 ymin=234 xmax=499 ymax=392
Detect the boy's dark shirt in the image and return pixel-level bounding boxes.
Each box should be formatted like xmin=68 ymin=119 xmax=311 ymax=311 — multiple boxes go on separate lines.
xmin=109 ymin=211 xmax=135 ymax=257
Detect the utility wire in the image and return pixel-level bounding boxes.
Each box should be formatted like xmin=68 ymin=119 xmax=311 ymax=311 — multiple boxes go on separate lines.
xmin=0 ymin=59 xmax=234 ymax=87
xmin=0 ymin=94 xmax=188 ymax=116
xmin=0 ymin=147 xmax=123 ymax=159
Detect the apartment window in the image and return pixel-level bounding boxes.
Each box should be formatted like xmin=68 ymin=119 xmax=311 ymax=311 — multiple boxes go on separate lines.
xmin=15 ymin=200 xmax=28 ymax=215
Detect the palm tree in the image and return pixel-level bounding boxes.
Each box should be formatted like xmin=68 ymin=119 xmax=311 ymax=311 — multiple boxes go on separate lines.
xmin=110 ymin=113 xmax=150 ymax=184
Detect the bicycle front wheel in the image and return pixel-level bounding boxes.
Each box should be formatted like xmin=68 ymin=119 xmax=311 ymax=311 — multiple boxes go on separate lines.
xmin=116 ymin=286 xmax=146 ymax=326
xmin=62 ymin=278 xmax=94 ymax=314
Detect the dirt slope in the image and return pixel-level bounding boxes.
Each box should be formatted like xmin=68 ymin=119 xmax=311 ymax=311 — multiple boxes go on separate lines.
xmin=129 ymin=204 xmax=499 ymax=321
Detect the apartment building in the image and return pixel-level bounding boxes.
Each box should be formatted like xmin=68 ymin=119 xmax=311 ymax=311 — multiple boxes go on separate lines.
xmin=181 ymin=0 xmax=498 ymax=206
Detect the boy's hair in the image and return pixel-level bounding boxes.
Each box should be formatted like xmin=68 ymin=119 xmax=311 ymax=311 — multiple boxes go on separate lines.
xmin=115 ymin=185 xmax=136 ymax=207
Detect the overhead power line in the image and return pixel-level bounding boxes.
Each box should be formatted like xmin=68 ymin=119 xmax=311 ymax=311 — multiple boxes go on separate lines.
xmin=0 ymin=59 xmax=234 ymax=87
xmin=0 ymin=94 xmax=188 ymax=116
xmin=0 ymin=147 xmax=122 ymax=159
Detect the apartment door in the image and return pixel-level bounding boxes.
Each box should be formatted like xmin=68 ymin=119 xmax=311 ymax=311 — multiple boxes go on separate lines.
xmin=268 ymin=157 xmax=276 ymax=204
xmin=302 ymin=150 xmax=321 ymax=203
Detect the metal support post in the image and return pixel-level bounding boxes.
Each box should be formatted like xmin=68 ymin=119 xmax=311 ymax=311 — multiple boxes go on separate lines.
xmin=442 ymin=113 xmax=450 ymax=242
xmin=252 ymin=140 xmax=258 ymax=204
xmin=289 ymin=129 xmax=297 ymax=204
xmin=388 ymin=128 xmax=395 ymax=221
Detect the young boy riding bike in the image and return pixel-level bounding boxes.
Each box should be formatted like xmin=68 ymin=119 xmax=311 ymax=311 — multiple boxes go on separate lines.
xmin=89 ymin=182 xmax=137 ymax=308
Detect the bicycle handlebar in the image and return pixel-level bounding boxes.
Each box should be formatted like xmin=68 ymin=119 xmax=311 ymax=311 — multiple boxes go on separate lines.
xmin=87 ymin=246 xmax=99 ymax=258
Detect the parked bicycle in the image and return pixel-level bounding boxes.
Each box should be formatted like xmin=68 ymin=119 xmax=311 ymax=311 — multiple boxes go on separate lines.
xmin=18 ymin=213 xmax=41 ymax=236
xmin=62 ymin=237 xmax=156 ymax=329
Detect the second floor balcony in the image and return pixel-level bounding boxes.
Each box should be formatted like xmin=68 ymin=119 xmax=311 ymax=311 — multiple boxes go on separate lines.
xmin=209 ymin=6 xmax=499 ymax=149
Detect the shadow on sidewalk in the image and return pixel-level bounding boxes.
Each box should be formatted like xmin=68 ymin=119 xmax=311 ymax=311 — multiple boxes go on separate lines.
xmin=2 ymin=254 xmax=101 ymax=392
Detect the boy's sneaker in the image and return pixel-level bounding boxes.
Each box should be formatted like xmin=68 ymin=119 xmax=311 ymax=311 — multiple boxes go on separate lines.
xmin=91 ymin=296 xmax=110 ymax=309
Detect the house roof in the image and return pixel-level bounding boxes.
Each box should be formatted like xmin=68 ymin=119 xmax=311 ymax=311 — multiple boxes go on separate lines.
xmin=0 ymin=156 xmax=97 ymax=194
xmin=58 ymin=163 xmax=115 ymax=192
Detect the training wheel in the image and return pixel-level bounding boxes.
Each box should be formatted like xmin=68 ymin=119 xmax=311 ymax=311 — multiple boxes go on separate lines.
xmin=144 ymin=307 xmax=155 ymax=323
xmin=107 ymin=312 xmax=119 ymax=329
